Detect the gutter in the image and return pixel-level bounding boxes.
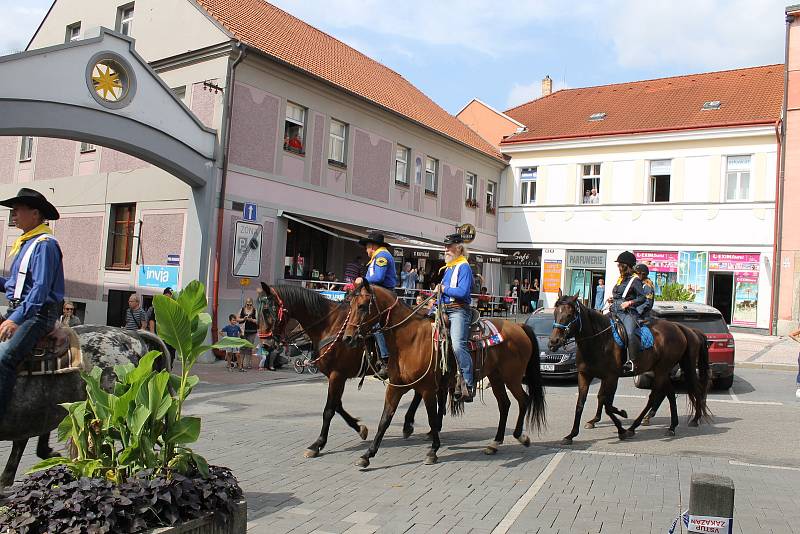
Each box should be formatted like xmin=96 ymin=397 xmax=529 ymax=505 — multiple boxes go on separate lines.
xmin=211 ymin=41 xmax=246 ymax=350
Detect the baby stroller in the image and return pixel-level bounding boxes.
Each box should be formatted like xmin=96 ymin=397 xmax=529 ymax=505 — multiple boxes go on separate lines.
xmin=262 ymin=323 xmax=318 ymax=374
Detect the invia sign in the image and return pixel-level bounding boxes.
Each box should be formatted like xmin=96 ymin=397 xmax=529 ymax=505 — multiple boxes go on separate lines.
xmin=137 ymin=265 xmax=179 ymax=290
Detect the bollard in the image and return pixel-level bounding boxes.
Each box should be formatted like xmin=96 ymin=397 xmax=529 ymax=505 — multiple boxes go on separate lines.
xmin=686 ymin=473 xmax=735 ymax=533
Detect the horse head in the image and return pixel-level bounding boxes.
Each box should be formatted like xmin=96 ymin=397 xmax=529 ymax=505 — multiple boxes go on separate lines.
xmin=258 ymin=281 xmax=287 ymax=337
xmin=549 ymin=292 xmax=582 ymax=351
xmin=342 ymin=280 xmax=376 ymax=347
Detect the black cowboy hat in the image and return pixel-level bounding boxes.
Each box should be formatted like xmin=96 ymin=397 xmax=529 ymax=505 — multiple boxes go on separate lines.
xmin=358 ymin=231 xmax=389 ymax=247
xmin=0 ymin=188 xmax=60 ymax=220
xmin=616 ymin=251 xmax=636 ymax=267
xmin=443 ymin=233 xmax=464 ymax=245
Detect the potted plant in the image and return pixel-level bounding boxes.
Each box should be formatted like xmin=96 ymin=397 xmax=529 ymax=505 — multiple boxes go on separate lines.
xmin=486 ymin=205 xmax=496 ymax=215
xmin=465 ymin=197 xmax=479 ymax=209
xmin=0 ymin=281 xmax=250 ymax=533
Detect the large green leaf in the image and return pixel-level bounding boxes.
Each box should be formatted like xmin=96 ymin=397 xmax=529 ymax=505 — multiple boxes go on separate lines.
xmin=164 ymin=416 xmax=200 ymax=444
xmin=114 ymin=362 xmax=135 ymax=384
xmin=149 ymin=371 xmax=172 ymax=419
xmin=212 ymin=336 xmax=253 ymax=350
xmin=190 ymin=451 xmax=209 ymax=478
xmin=191 ymin=313 xmax=211 ymax=351
xmin=153 ymin=296 xmax=192 ymax=361
xmin=28 ymin=457 xmax=73 ymax=475
xmin=130 ymin=405 xmax=151 ymax=440
xmin=56 ymin=413 xmax=74 ymax=442
xmin=126 ymin=351 xmax=161 ymax=386
xmin=174 ymin=280 xmax=208 ymax=319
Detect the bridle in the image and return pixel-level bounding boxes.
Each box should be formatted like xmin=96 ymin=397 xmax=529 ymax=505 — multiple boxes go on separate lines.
xmin=551 ymin=299 xmax=612 ymax=347
xmin=347 ymin=282 xmax=401 ymax=340
xmin=261 ymin=287 xmax=289 ymax=339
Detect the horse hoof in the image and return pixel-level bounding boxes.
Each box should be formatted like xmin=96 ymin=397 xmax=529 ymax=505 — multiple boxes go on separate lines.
xmin=620 ymin=410 xmax=628 ymax=419
xmin=620 ymin=429 xmax=635 ymax=440
xmin=355 ymin=457 xmax=370 ymax=469
xmin=642 ymin=417 xmax=651 ymax=426
xmin=37 ymin=447 xmax=59 ymax=460
xmin=359 ymin=425 xmax=369 ymax=440
xmin=424 ymin=454 xmax=438 ymax=465
xmin=402 ymin=425 xmax=414 ymax=439
xmin=517 ymin=435 xmax=531 ymax=447
xmin=584 ymin=422 xmax=596 ymax=430
xmin=304 ymin=449 xmax=319 ymax=459
xmin=560 ymin=438 xmax=573 ymax=446
xmin=666 ymin=429 xmax=676 ymax=437
xmin=483 ymin=446 xmax=498 ymax=455
xmin=688 ymin=420 xmax=698 ymax=428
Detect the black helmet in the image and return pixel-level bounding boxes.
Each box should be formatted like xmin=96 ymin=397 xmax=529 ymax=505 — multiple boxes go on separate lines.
xmin=634 ymin=263 xmax=649 ymax=276
xmin=616 ymin=251 xmax=636 ymax=267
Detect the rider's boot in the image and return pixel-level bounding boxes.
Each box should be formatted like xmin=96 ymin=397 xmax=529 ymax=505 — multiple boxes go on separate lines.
xmin=374 ymin=358 xmax=389 ymax=380
xmin=461 ymin=384 xmax=475 ymax=403
xmin=624 ymin=338 xmax=641 ymax=375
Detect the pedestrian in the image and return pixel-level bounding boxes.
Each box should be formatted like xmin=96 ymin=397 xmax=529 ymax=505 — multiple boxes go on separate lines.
xmin=148 ymin=287 xmax=176 ymax=366
xmin=344 ymin=255 xmax=365 ymax=284
xmin=220 ymin=314 xmax=243 ymax=372
xmin=0 ymin=188 xmax=64 ymax=422
xmin=583 ymin=190 xmax=591 ymax=204
xmin=283 ymin=265 xmax=292 ymax=280
xmin=520 ymin=278 xmax=532 ymax=314
xmin=789 ymin=328 xmax=800 ymax=399
xmin=400 ymin=262 xmax=418 ymax=305
xmin=238 ymin=297 xmax=258 ymax=371
xmin=594 ymin=278 xmax=606 ymax=310
xmin=57 ymin=300 xmax=81 ymax=327
xmin=589 ymin=188 xmax=599 ymax=204
xmin=531 ymin=278 xmax=541 ymax=310
xmin=124 ymin=294 xmax=146 ymax=331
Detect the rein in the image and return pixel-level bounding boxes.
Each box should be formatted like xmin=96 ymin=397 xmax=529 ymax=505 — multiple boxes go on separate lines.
xmin=553 ymin=300 xmax=612 ymax=345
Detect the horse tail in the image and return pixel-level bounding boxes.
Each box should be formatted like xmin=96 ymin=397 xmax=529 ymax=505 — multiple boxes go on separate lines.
xmin=520 ymin=324 xmax=547 ymax=433
xmin=680 ymin=329 xmax=711 ymax=422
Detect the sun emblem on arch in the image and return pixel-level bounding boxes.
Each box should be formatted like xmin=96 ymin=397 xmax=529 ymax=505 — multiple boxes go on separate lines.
xmin=91 ymin=61 xmax=125 ymax=102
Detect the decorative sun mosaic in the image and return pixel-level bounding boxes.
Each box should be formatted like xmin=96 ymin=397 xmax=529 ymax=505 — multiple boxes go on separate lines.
xmin=91 ymin=60 xmax=126 ymax=102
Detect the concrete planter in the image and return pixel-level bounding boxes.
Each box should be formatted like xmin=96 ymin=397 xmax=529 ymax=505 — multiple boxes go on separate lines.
xmin=149 ymin=499 xmax=247 ymax=534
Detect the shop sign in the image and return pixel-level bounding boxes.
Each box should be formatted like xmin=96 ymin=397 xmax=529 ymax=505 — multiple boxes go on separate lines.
xmin=566 ymin=250 xmax=606 ymax=269
xmin=709 ymin=252 xmax=760 ymax=272
xmin=542 ymin=260 xmax=562 ymax=293
xmin=485 ymin=256 xmax=502 ymax=264
xmin=733 ymin=271 xmax=758 ymax=327
xmin=167 ymin=254 xmax=180 ymax=266
xmin=320 ymin=290 xmax=347 ymax=302
xmin=458 ymin=223 xmax=476 ymax=243
xmin=412 ymin=249 xmax=431 ymax=259
xmin=137 ymin=265 xmax=179 ymax=290
xmin=502 ymin=249 xmax=540 ymax=266
xmin=635 ymin=251 xmax=679 ymax=273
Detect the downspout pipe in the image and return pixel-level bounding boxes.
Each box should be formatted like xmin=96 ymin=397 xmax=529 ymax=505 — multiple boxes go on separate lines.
xmin=211 ymin=41 xmax=246 ymax=351
xmin=772 ymin=14 xmax=792 ymax=335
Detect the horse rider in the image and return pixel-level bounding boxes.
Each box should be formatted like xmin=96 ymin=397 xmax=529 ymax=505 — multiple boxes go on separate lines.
xmin=634 ymin=263 xmax=655 ymax=321
xmin=0 ymin=188 xmax=64 ymax=421
xmin=354 ymin=232 xmax=396 ymax=380
xmin=607 ymin=251 xmax=646 ymax=373
xmin=438 ymin=233 xmax=474 ymax=402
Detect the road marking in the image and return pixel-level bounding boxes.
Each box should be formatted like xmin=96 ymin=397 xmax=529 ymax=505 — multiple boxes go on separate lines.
xmin=729 ymin=388 xmax=740 ymax=403
xmin=491 ymin=451 xmax=566 ymax=534
xmin=729 ymin=460 xmax=800 ymax=472
xmin=610 ymin=393 xmax=782 ymax=406
xmin=573 ymin=449 xmax=635 ymax=457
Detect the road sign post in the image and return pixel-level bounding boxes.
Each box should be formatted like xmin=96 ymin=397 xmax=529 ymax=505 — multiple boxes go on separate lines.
xmin=243 ymin=202 xmax=257 ymax=222
xmin=232 ymin=221 xmax=263 ymax=278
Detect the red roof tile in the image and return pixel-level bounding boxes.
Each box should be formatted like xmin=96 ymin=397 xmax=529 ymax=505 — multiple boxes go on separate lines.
xmin=195 ymin=0 xmax=505 ymax=162
xmin=502 ymin=65 xmax=784 ymax=145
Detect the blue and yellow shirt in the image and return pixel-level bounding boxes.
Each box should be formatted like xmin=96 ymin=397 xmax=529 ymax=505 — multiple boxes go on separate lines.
xmin=440 ymin=257 xmax=473 ymax=305
xmin=365 ymin=247 xmax=397 ymax=289
xmin=0 ymin=235 xmax=65 ymax=323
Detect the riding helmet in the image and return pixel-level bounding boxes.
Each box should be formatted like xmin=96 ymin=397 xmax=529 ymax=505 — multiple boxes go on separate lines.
xmin=615 ymin=251 xmax=637 ymax=267
xmin=633 ymin=263 xmax=650 ymax=276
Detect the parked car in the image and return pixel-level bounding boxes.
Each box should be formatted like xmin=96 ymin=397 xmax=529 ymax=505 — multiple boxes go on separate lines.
xmin=526 ymin=309 xmax=577 ymax=378
xmin=634 ymin=301 xmax=735 ymax=390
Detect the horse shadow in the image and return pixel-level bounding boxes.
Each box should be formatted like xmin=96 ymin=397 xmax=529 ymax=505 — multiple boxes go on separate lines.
xmin=245 ymin=491 xmax=303 ymax=520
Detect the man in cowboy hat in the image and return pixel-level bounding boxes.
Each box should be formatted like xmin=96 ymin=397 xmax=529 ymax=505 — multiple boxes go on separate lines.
xmin=355 ymin=232 xmax=396 ymax=379
xmin=0 ymin=188 xmax=64 ymax=420
xmin=607 ymin=251 xmax=647 ymax=373
xmin=438 ymin=233 xmax=475 ymax=401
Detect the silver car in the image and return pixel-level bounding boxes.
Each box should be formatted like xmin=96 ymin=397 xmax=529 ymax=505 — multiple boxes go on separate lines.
xmin=526 ymin=309 xmax=577 ymax=379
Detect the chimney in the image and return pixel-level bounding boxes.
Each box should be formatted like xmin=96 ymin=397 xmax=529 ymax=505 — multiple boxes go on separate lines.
xmin=541 ymin=75 xmax=553 ymax=97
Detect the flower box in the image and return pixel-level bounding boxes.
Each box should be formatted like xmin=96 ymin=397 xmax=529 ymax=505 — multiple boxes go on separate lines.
xmin=150 ymin=499 xmax=247 ymax=534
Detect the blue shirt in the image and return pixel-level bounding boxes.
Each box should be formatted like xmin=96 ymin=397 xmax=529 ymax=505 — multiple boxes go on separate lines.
xmin=221 ymin=324 xmax=242 ymax=338
xmin=365 ymin=248 xmax=397 ymax=289
xmin=441 ymin=260 xmax=473 ymax=305
xmin=0 ymin=236 xmax=65 ymax=324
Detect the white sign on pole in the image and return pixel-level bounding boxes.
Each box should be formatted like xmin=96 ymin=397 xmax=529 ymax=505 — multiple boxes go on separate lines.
xmin=232 ymin=221 xmax=263 ymax=277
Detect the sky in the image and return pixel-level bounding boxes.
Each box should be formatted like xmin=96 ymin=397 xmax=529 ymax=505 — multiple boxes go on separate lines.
xmin=0 ymin=0 xmax=788 ymax=114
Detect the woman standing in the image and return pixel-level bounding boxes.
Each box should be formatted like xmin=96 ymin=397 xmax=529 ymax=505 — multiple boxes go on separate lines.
xmin=238 ymin=297 xmax=258 ymax=371
xmin=531 ymin=279 xmax=541 ymax=311
xmin=520 ymin=278 xmax=532 ymax=314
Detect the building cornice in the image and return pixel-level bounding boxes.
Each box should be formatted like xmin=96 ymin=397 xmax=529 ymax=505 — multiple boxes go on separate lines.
xmin=149 ymin=41 xmax=235 ymax=73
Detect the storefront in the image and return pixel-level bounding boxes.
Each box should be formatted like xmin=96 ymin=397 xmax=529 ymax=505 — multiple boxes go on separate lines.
xmin=501 ymin=249 xmax=541 ymax=296
xmin=635 ymin=251 xmax=679 ymax=296
xmin=566 ymin=250 xmax=606 ymax=307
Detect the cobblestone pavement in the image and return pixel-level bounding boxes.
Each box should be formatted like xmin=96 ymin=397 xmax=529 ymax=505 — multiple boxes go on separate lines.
xmin=3 ymin=367 xmax=799 ymax=534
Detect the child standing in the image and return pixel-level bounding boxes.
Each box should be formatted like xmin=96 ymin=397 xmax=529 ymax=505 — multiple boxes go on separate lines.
xmin=220 ymin=314 xmax=243 ymax=372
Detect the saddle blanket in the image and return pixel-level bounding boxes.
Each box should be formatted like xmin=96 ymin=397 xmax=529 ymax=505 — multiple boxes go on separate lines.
xmin=15 ymin=327 xmax=82 ymax=376
xmin=611 ymin=321 xmax=654 ymax=350
xmin=435 ymin=318 xmax=505 ymax=351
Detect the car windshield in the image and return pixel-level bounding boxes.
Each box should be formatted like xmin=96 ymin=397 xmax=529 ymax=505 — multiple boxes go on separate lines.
xmin=661 ymin=313 xmax=729 ymax=334
xmin=530 ymin=315 xmax=555 ymax=336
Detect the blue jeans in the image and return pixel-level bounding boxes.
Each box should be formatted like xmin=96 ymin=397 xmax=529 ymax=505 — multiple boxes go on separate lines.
xmin=0 ymin=304 xmax=58 ymax=421
xmin=446 ymin=307 xmax=473 ymax=388
xmin=620 ymin=311 xmax=641 ymax=356
xmin=373 ymin=327 xmax=389 ymax=360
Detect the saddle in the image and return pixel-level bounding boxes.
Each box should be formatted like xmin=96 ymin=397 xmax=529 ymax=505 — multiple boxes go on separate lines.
xmin=436 ymin=313 xmax=505 ymax=352
xmin=609 ymin=314 xmax=654 ymax=350
xmin=14 ymin=326 xmax=82 ymax=376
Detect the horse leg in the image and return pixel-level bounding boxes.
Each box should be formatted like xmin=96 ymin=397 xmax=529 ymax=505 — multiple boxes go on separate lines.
xmin=421 ymin=390 xmax=441 ymax=465
xmin=585 ymin=397 xmax=605 ymax=429
xmin=665 ymin=385 xmax=679 ymax=437
xmin=305 ymin=372 xmax=347 ymax=458
xmin=507 ymin=380 xmax=531 ymax=448
xmin=484 ymin=373 xmax=510 ymax=455
xmin=562 ymin=372 xmax=591 ymax=445
xmin=642 ymin=396 xmax=664 ymax=426
xmin=36 ymin=433 xmax=59 ymax=459
xmin=628 ymin=387 xmax=666 ymax=435
xmin=1 ymin=439 xmax=28 ymax=488
xmin=403 ymin=390 xmax=423 ymax=439
xmin=597 ymin=379 xmax=629 ymax=440
xmin=355 ymin=386 xmax=404 ymax=469
xmin=336 ymin=404 xmax=368 ymax=440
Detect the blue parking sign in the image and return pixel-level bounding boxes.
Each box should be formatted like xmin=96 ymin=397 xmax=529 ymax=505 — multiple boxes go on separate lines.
xmin=243 ymin=202 xmax=257 ymax=222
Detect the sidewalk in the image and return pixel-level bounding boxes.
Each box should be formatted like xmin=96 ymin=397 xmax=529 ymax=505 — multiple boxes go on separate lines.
xmin=180 ymin=358 xmax=324 ymax=386
xmin=733 ymin=331 xmax=799 ymax=370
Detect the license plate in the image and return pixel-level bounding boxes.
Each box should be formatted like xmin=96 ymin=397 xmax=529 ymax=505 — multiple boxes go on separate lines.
xmin=540 ymin=364 xmax=555 ymax=372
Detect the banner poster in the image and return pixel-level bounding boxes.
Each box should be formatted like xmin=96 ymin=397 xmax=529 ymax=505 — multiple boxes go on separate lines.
xmin=677 ymin=251 xmax=708 ymax=304
xmin=635 ymin=251 xmax=679 ymax=296
xmin=733 ymin=271 xmax=758 ymax=326
xmin=709 ymin=252 xmax=760 ymax=272
xmin=542 ymin=260 xmax=563 ymax=293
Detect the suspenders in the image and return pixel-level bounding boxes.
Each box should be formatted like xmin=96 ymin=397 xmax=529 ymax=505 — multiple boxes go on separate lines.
xmin=13 ymin=235 xmax=56 ymax=301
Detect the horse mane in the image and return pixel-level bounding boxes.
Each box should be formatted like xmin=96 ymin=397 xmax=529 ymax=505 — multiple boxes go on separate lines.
xmin=271 ymin=284 xmax=336 ymax=317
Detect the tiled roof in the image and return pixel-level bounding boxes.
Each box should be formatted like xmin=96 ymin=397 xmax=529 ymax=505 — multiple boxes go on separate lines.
xmin=502 ymin=65 xmax=784 ymax=145
xmin=195 ymin=0 xmax=505 ymax=162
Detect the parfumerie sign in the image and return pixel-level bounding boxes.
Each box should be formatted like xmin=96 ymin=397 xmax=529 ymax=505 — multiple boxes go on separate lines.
xmin=566 ymin=251 xmax=606 ymax=269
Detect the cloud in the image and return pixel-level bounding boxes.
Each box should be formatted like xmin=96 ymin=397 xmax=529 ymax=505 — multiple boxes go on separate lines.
xmin=506 ymin=79 xmax=569 ymax=108
xmin=0 ymin=5 xmax=47 ymax=55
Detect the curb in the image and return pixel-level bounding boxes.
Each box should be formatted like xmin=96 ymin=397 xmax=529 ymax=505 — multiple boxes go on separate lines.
xmin=735 ymin=362 xmax=796 ymax=371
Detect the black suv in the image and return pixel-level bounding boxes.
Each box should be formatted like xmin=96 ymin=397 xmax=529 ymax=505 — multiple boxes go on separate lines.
xmin=526 ymin=309 xmax=577 ymax=378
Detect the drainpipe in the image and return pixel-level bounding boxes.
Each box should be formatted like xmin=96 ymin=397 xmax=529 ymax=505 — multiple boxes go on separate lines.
xmin=771 ymin=14 xmax=792 ymax=335
xmin=211 ymin=42 xmax=246 ymax=350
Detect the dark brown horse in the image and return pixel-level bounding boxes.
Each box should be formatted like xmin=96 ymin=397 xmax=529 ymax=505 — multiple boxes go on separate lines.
xmin=549 ymin=294 xmax=710 ymax=443
xmin=343 ymin=282 xmax=546 ymax=468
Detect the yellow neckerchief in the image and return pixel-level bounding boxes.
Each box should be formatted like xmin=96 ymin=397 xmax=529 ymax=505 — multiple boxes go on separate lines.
xmin=9 ymin=223 xmax=52 ymax=257
xmin=367 ymin=247 xmax=389 ymax=266
xmin=439 ymin=255 xmax=468 ymax=273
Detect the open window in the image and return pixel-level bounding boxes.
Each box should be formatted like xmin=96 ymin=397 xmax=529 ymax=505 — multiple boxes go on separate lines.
xmin=465 ymin=172 xmax=477 ymax=207
xmin=581 ymin=163 xmax=601 ymax=204
xmin=328 ymin=119 xmax=347 ymax=166
xmin=284 ymin=102 xmax=306 ymax=155
xmin=395 ymin=145 xmax=410 ymax=185
xmin=108 ymin=203 xmax=136 ymax=270
xmin=520 ymin=167 xmax=537 ymax=205
xmin=425 ymin=156 xmax=438 ymax=195
xmin=648 ymin=159 xmax=671 ymax=203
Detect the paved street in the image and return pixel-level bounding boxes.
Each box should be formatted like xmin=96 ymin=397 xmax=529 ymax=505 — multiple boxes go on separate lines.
xmin=3 ymin=358 xmax=799 ymax=534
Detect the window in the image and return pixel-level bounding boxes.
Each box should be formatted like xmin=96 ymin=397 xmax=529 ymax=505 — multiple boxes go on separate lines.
xmin=19 ymin=136 xmax=33 ymax=161
xmin=465 ymin=172 xmax=476 ymax=205
xmin=648 ymin=159 xmax=671 ymax=203
xmin=116 ymin=3 xmax=134 ymax=36
xmin=581 ymin=163 xmax=601 ymax=204
xmin=80 ymin=142 xmax=96 ymax=153
xmin=328 ymin=119 xmax=347 ymax=166
xmin=486 ymin=181 xmax=497 ymax=213
xmin=109 ymin=203 xmax=136 ymax=269
xmin=520 ymin=167 xmax=537 ymax=205
xmin=283 ymin=102 xmax=306 ymax=154
xmin=725 ymin=156 xmax=751 ymax=201
xmin=425 ymin=156 xmax=438 ymax=194
xmin=395 ymin=145 xmax=410 ymax=185
xmin=65 ymin=22 xmax=81 ymax=43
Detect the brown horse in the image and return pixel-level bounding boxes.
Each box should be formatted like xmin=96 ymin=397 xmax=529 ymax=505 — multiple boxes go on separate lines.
xmin=549 ymin=294 xmax=710 ymax=444
xmin=343 ymin=281 xmax=546 ymax=468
